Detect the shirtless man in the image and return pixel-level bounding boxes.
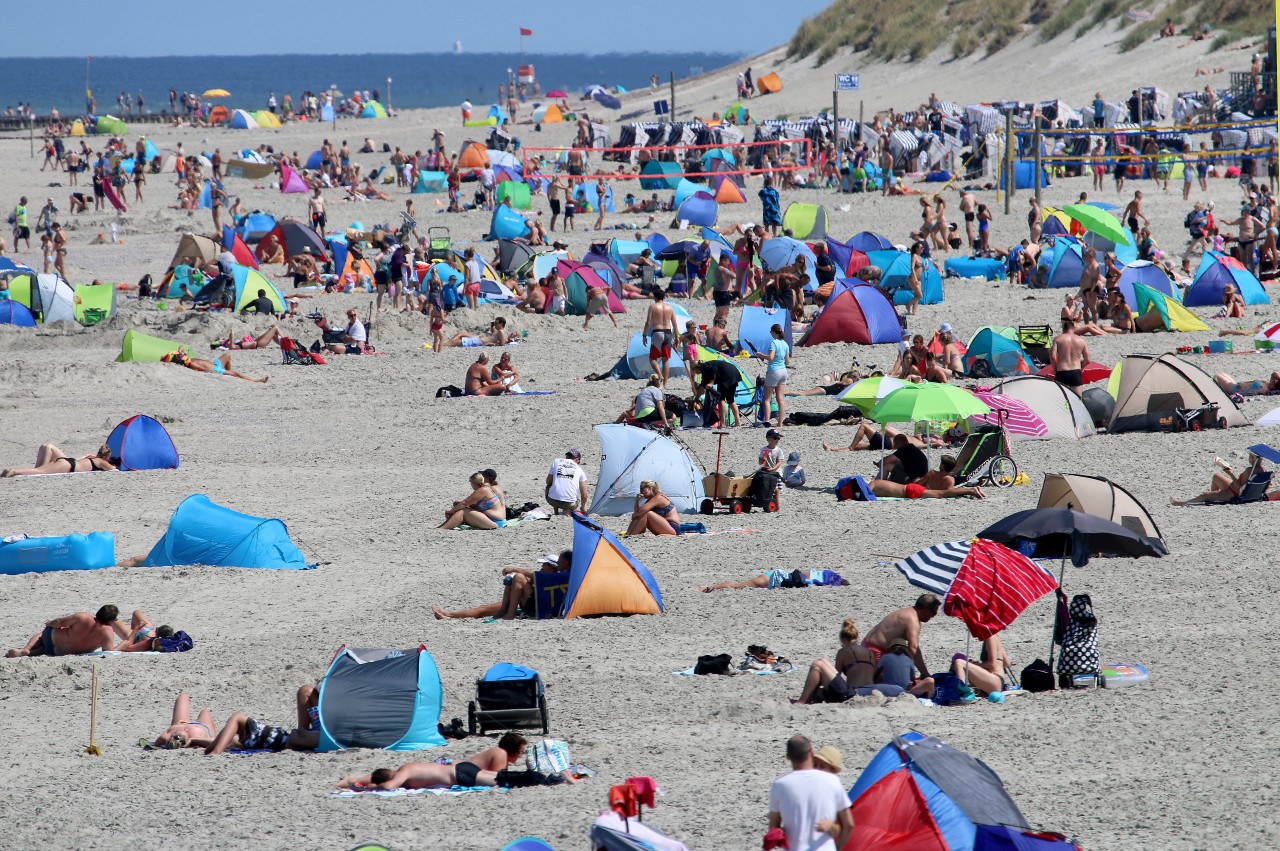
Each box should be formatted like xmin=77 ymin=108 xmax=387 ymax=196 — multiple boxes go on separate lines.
xmin=868 ymin=479 xmax=986 ymax=500
xmin=643 ymin=289 xmax=676 ymax=386
xmin=287 ymin=247 xmax=319 ymax=286
xmin=446 ymin=316 xmax=511 ymax=347
xmin=337 ymin=733 xmax=548 ymax=790
xmin=1121 ymin=190 xmax=1149 ymax=237
xmin=433 ymin=551 xmax=572 ymax=620
xmin=548 ymin=175 xmax=566 ymax=232
xmin=516 ymin=280 xmax=547 ymax=313
xmin=704 ymin=316 xmax=733 ymax=352
xmin=861 ymin=595 xmax=940 ymax=681
xmin=464 ymin=353 xmax=507 ymax=396
xmin=7 ymin=605 xmax=120 ymax=657
xmin=1077 ymin=248 xmax=1103 ymax=323
xmin=959 ymin=190 xmax=977 ymax=248
xmin=1049 ymin=318 xmax=1090 ymax=395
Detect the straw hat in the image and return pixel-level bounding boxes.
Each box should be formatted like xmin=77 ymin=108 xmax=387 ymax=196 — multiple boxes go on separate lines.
xmin=813 ymin=745 xmax=844 ymax=773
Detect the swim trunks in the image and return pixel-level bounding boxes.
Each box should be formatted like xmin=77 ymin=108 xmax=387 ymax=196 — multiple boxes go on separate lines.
xmin=649 ymin=329 xmax=673 ymax=360
xmin=30 ymin=626 xmax=58 ymax=657
xmin=964 ymin=212 xmax=975 ymax=223
xmin=713 ymin=289 xmax=734 ymax=307
xmin=455 ymin=761 xmax=481 ymax=787
xmin=904 ymin=483 xmax=925 ymax=499
xmin=862 ymin=640 xmax=886 ymax=665
xmin=1054 ymin=368 xmax=1083 ymax=388
xmin=211 ymin=359 xmax=226 ymax=375
xmin=461 ymin=337 xmax=482 ymax=347
xmin=240 ymin=719 xmax=289 ymax=751
xmin=465 ymin=282 xmax=481 ymax=296
xmin=549 ymin=199 xmax=561 ymax=216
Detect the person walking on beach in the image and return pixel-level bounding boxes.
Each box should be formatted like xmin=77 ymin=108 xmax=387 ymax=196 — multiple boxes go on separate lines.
xmin=548 ymin=174 xmax=566 ymax=232
xmin=759 ymin=177 xmax=781 ymax=236
xmin=593 ymin=177 xmax=607 ymax=231
xmin=768 ymin=735 xmax=852 ymax=851
xmin=959 ymin=190 xmax=976 ymax=248
xmin=309 ymin=188 xmax=326 ymax=233
xmin=133 ymin=162 xmax=146 ymax=203
xmin=1122 ymin=191 xmax=1149 ymax=237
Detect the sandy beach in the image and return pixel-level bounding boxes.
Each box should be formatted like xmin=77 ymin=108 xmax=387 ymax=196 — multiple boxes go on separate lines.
xmin=1 ymin=23 xmax=1278 ymax=850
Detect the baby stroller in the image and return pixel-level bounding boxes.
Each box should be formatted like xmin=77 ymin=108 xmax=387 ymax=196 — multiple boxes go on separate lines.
xmin=952 ymin=421 xmax=1018 ymax=489
xmin=426 ymin=226 xmax=452 ymax=262
xmin=468 ymin=663 xmax=549 ymax=736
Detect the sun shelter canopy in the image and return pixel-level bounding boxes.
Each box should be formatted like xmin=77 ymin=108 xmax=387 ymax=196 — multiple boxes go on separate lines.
xmin=1185 ymin=251 xmax=1269 ymax=306
xmin=782 ymin=203 xmax=827 ymax=239
xmin=803 ymin=280 xmax=899 ymax=345
xmin=988 ymin=376 xmax=1095 ymax=439
xmin=1109 ymin=353 xmax=1247 ymax=431
xmin=562 ymin=513 xmax=663 ymax=618
xmin=1039 ymin=473 xmax=1162 ymax=540
xmin=315 ymin=646 xmax=445 ymax=751
xmin=142 ymin=494 xmax=311 ymax=569
xmin=105 ymin=415 xmax=179 ymax=471
xmin=588 ymin=425 xmax=705 ymax=516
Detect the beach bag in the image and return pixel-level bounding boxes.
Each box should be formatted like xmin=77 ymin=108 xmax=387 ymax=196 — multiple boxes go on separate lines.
xmin=435 ymin=385 xmax=463 ymax=398
xmin=694 ymin=653 xmax=732 ymax=675
xmin=526 ymin=738 xmax=571 ymax=774
xmin=931 ymin=672 xmax=976 ymax=705
xmin=1057 ymin=594 xmax=1099 ymax=683
xmin=1020 ymin=658 xmax=1055 ymax=693
xmin=156 ymin=631 xmax=193 ymax=653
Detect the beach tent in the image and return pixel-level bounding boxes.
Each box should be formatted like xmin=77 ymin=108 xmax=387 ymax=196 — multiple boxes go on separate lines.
xmin=618 ymin=332 xmax=689 ymax=379
xmin=237 ymin=212 xmax=277 ymax=243
xmin=104 ymin=414 xmax=179 ymax=471
xmin=143 ymin=494 xmax=311 ymax=569
xmin=252 ymin=110 xmax=281 ymax=129
xmin=782 ymin=203 xmax=827 ymax=239
xmin=847 ymin=731 xmax=1037 ymax=851
xmin=988 ymin=376 xmax=1095 ymax=439
xmin=359 ymin=101 xmax=387 ymax=119
xmin=117 ymin=329 xmax=190 ymax=363
xmin=70 ymin=119 xmax=85 ymax=136
xmin=222 ymin=227 xmax=259 ymax=269
xmin=825 ymin=239 xmax=869 ymax=277
xmin=676 ymin=191 xmax=717 ymax=227
xmin=1081 ymin=227 xmax=1137 ymax=265
xmin=756 ymin=72 xmax=782 ymax=94
xmin=1038 ymin=473 xmax=1162 ymax=541
xmin=1132 ymin=283 xmax=1209 ymax=332
xmin=72 ymin=283 xmax=117 ymax=325
xmin=964 ymin=327 xmax=1035 ymax=377
xmin=226 ymin=264 xmax=286 ymax=312
xmin=498 ymin=240 xmax=537 ymax=276
xmin=557 ymin=260 xmax=622 ymax=315
xmin=6 ymin=273 xmax=77 ymax=324
xmin=167 ymin=233 xmax=220 ymax=273
xmin=280 ymin=163 xmax=308 ymax=194
xmin=1185 ymin=251 xmax=1269 ymax=306
xmin=867 ymin=249 xmax=944 ymax=305
xmin=848 ymin=231 xmax=894 ymax=252
xmin=1041 ymin=238 xmax=1084 ymax=288
xmin=256 ymin=219 xmax=327 ymax=261
xmin=1116 ymin=261 xmax=1176 ymax=310
xmin=315 ymin=646 xmax=446 ymax=752
xmin=96 ymin=115 xmax=127 ymax=134
xmin=1000 ymin=160 xmax=1050 ymax=190
xmin=412 ymin=170 xmax=448 ymax=193
xmin=640 ymin=160 xmax=681 ymax=191
xmin=486 ymin=204 xmax=531 ymax=241
xmin=0 ymin=300 xmax=36 ymax=326
xmin=495 ymin=181 xmax=532 ymax=209
xmin=532 ymin=103 xmax=564 ymax=124
xmin=714 ymin=177 xmax=746 ymax=204
xmin=161 ymin=265 xmax=199 ymax=298
xmin=457 ymin=140 xmax=490 ymax=170
xmin=802 ymin=280 xmax=899 ymax=346
xmin=587 ymin=424 xmax=705 ymax=516
xmin=561 ymin=512 xmax=663 ymax=619
xmin=1109 ymin=353 xmax=1247 ymax=432
xmin=229 ymin=109 xmax=259 ymax=130
xmin=0 ymin=256 xmax=35 ymax=275
xmin=207 ymin=106 xmax=230 ymax=125
xmin=328 ymin=240 xmax=375 ymax=285
xmin=582 ymin=246 xmax=628 ymax=286
xmin=672 ymin=179 xmax=704 ymax=209
xmin=305 ymin=150 xmax=323 ymax=170
xmin=738 ymin=304 xmax=792 ymax=353
xmin=487 ymin=104 xmax=509 ymax=124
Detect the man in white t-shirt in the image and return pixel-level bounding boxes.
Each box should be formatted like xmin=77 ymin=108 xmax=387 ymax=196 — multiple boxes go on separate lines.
xmin=545 ymin=449 xmax=588 ymax=515
xmin=768 ymin=735 xmax=853 ymax=851
xmin=481 ymin=165 xmax=496 ymax=209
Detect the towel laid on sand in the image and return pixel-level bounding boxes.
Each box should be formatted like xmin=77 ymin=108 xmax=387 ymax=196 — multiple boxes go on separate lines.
xmin=330 ymin=785 xmax=497 ymax=798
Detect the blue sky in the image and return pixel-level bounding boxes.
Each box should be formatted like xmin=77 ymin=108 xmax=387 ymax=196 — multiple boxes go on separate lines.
xmin=11 ymin=0 xmax=834 ymax=57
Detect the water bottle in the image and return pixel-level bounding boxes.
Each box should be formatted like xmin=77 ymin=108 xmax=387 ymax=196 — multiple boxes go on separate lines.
xmin=109 ymin=222 xmax=118 ymax=244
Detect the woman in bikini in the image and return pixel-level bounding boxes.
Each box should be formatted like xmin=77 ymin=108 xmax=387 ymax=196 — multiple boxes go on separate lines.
xmin=3 ymin=442 xmax=118 ymax=477
xmin=439 ymin=472 xmax=507 ymax=530
xmin=626 ymin=480 xmax=680 ymax=536
xmin=792 ymin=618 xmax=877 ymax=704
xmin=151 ymin=692 xmax=218 ymax=750
xmin=210 ymin=326 xmax=285 ymax=350
xmin=160 ymin=351 xmax=269 ymax=383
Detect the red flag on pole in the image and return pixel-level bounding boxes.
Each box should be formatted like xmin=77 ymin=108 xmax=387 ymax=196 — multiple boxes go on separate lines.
xmin=519 ymin=27 xmax=532 ymax=35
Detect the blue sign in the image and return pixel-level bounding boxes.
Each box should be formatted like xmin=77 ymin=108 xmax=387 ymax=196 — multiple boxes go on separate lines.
xmin=836 ymin=74 xmax=860 ymax=91
xmin=653 ymin=99 xmax=670 ymax=116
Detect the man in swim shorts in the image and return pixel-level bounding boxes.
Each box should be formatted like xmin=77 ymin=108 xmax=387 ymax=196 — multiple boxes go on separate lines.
xmin=1049 ymin=318 xmax=1090 ymax=396
xmin=861 ymin=595 xmax=940 ymax=680
xmin=7 ymin=605 xmax=120 ymax=657
xmin=643 ymin=289 xmax=676 ymax=387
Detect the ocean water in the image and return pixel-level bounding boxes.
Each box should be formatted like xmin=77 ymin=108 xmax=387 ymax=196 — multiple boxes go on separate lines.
xmin=0 ymin=52 xmax=742 ymax=116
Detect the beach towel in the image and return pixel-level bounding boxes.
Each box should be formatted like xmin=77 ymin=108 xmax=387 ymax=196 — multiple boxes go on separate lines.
xmin=330 ymin=785 xmax=496 ymax=798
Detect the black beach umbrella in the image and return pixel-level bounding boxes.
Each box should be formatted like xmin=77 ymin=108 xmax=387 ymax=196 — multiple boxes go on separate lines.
xmin=977 ymin=507 xmax=1168 ymax=566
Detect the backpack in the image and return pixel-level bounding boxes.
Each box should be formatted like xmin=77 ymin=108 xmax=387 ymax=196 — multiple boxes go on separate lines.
xmin=156 ymin=631 xmax=193 ymax=653
xmin=693 ymin=653 xmax=732 ymax=675
xmin=1056 ymin=593 xmax=1100 ymax=682
xmin=1020 ymin=658 xmax=1055 ymax=693
xmin=435 ymin=385 xmax=464 ymax=398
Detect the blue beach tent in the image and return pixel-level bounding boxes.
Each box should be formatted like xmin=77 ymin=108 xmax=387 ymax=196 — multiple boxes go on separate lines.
xmin=104 ymin=414 xmax=179 ymax=471
xmin=737 ymin=304 xmax=792 ymax=354
xmin=676 ymin=191 xmax=718 ymax=227
xmin=867 ymin=249 xmax=944 ymax=305
xmin=142 ymin=494 xmax=312 ymax=569
xmin=1185 ymin=250 xmax=1269 ymax=306
xmin=485 ymin=204 xmax=531 ymax=241
xmin=1041 ymin=237 xmax=1084 ymax=288
xmin=315 ymin=645 xmax=446 ymax=751
xmin=0 ymin=300 xmax=36 ymax=326
xmin=1115 ymin=260 xmax=1176 ymax=310
xmin=964 ymin=328 xmax=1035 ymax=377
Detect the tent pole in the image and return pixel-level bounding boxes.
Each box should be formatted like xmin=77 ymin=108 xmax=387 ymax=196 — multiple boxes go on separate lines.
xmin=1047 ymin=544 xmax=1067 ymax=677
xmin=1003 ymin=110 xmax=1013 ymax=216
xmin=832 ymin=85 xmax=840 ymax=187
xmin=669 ymin=72 xmax=676 ymax=119
xmin=1033 ymin=113 xmax=1043 ymax=205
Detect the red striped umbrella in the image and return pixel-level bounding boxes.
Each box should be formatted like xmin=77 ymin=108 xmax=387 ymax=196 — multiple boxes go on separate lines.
xmin=893 ymin=538 xmax=1057 ymax=639
xmin=970 ymin=391 xmax=1048 ymax=439
xmin=1037 ymin=361 xmax=1112 ymax=384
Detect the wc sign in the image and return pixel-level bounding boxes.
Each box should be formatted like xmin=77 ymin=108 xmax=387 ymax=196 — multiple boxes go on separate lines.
xmin=835 ymin=74 xmax=860 ymax=91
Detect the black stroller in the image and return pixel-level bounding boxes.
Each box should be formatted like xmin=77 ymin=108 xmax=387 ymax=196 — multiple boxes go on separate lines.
xmin=468 ymin=663 xmax=549 ymax=736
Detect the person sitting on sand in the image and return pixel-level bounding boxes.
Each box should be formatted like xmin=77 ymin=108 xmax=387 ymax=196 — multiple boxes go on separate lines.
xmin=704 ymin=316 xmax=733 ymax=352
xmin=150 ymin=691 xmax=219 ymax=750
xmin=113 ymin=609 xmax=175 ymax=652
xmin=516 ymin=279 xmax=548 ymax=313
xmin=211 ymin=325 xmax=285 ymax=351
xmin=1214 ymin=371 xmax=1280 ymax=398
xmin=490 ymin=351 xmax=521 ymax=391
xmin=627 ymin=479 xmax=680 ymax=536
xmin=6 ymin=605 xmax=120 ymax=657
xmin=465 ymin=353 xmax=508 ymax=396
xmin=286 ymin=246 xmax=319 ymax=286
xmin=698 ymin=568 xmax=848 ymax=593
xmin=1218 ymin=284 xmax=1246 ymax=319
xmin=788 ymin=371 xmax=857 ymax=397
xmin=875 ymin=637 xmax=936 ymax=697
xmin=2 ymin=441 xmax=118 ymax=477
xmin=1171 ymin=450 xmax=1277 ymax=505
xmin=792 ymin=619 xmax=881 ymax=704
xmin=258 ymin=234 xmax=285 ymax=265
xmin=625 ymin=248 xmax=659 ymax=279
xmin=861 ymin=595 xmax=940 ymax=691
xmin=616 ymin=375 xmax=672 ymax=427
xmin=445 ymin=316 xmax=511 ymax=348
xmin=160 ymin=350 xmax=269 ymax=383
xmin=439 ymin=472 xmax=507 ymax=529
xmin=433 ymin=551 xmax=573 ymax=620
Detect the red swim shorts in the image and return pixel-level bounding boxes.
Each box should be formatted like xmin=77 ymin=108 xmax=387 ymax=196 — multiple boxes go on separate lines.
xmin=905 ymin=483 xmax=925 ymax=500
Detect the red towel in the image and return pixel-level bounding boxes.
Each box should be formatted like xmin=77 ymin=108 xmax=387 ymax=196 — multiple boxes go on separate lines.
xmin=763 ymin=827 xmax=789 ymax=849
xmin=626 ymin=776 xmax=657 ymax=809
xmin=609 ymin=784 xmax=638 ymax=819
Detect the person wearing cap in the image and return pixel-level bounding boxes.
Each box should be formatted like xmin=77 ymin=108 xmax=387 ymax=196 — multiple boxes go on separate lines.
xmin=781 ymin=451 xmax=805 ymax=487
xmin=545 ymin=450 xmax=588 ymax=515
xmin=432 ymin=550 xmax=573 ymax=620
xmin=876 ymin=637 xmax=935 ymax=697
xmin=767 ymin=734 xmax=852 ymax=851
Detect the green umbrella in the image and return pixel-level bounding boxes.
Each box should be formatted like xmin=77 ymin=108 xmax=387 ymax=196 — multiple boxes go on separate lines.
xmin=837 ymin=376 xmax=906 ymax=414
xmin=1061 ymin=204 xmax=1132 ymax=247
xmin=869 ymin=383 xmax=991 ymax=425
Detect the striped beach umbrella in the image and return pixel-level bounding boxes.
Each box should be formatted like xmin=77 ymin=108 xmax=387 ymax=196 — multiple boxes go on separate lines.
xmin=1255 ymin=322 xmax=1280 ymax=343
xmin=970 ymin=391 xmax=1049 ymax=439
xmin=893 ymin=539 xmax=1057 ymax=640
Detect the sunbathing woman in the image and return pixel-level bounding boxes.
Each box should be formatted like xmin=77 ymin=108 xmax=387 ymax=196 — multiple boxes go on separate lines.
xmin=151 ymin=692 xmax=219 ymax=750
xmin=160 ymin=351 xmax=269 ymax=383
xmin=1171 ymin=451 xmax=1273 ymax=505
xmin=114 ymin=609 xmax=175 ymax=652
xmin=439 ymin=472 xmax=507 ymax=529
xmin=211 ymin=325 xmax=284 ymax=350
xmin=3 ymin=442 xmax=117 ymax=477
xmin=788 ymin=371 xmax=857 ymax=397
xmin=948 ymin=635 xmax=1014 ymax=695
xmin=1214 ymin=371 xmax=1280 ymax=397
xmin=627 ymin=480 xmax=680 ymax=536
xmin=697 ymin=569 xmax=848 ymax=592
xmin=792 ymin=619 xmax=877 ymax=704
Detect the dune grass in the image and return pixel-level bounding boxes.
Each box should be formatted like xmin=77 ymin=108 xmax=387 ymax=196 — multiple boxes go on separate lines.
xmin=788 ymin=0 xmax=1273 ymax=63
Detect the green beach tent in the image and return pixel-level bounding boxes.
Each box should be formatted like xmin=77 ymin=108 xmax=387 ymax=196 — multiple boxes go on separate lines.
xmin=117 ymin=329 xmax=190 ymax=363
xmin=1132 ymin=283 xmax=1209 ymax=332
xmin=782 ymin=202 xmax=828 ymax=239
xmin=96 ymin=115 xmax=128 ymax=135
xmin=73 ymin=283 xmax=117 ymax=325
xmin=495 ymin=181 xmax=531 ymax=209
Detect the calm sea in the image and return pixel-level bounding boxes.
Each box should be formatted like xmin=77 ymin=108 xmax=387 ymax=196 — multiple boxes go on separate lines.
xmin=0 ymin=52 xmax=742 ymax=116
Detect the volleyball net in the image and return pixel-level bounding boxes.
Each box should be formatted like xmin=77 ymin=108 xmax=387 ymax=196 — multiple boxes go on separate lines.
xmin=519 ymin=137 xmax=814 ymax=183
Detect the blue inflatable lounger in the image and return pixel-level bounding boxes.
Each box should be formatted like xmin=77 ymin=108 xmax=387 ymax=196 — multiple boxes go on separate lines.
xmin=0 ymin=532 xmax=116 ymax=575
